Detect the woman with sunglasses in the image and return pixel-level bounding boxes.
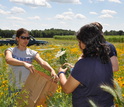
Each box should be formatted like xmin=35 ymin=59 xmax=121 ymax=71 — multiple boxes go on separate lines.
xmin=5 ymin=28 xmax=58 ymax=92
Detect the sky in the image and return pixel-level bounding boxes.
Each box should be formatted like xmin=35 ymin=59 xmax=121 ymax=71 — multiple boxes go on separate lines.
xmin=0 ymin=0 xmax=124 ymax=32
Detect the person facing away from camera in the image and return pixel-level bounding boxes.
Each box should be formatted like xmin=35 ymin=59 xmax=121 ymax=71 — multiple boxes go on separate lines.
xmin=78 ymin=22 xmax=119 ymax=72
xmin=91 ymin=22 xmax=119 ymax=72
xmin=5 ymin=28 xmax=58 ymax=91
xmin=58 ymin=23 xmax=114 ymax=107
xmin=70 ymin=22 xmax=119 ymax=73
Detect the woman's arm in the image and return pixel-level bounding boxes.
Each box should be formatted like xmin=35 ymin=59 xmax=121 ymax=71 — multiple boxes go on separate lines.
xmin=110 ymin=56 xmax=119 ymax=72
xmin=5 ymin=50 xmax=25 ymax=66
xmin=5 ymin=50 xmax=35 ymax=73
xmin=58 ymin=67 xmax=80 ymax=94
xmin=59 ymin=74 xmax=80 ymax=94
xmin=35 ymin=53 xmax=58 ymax=79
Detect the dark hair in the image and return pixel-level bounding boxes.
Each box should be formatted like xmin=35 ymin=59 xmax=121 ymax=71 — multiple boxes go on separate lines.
xmin=91 ymin=22 xmax=103 ymax=31
xmin=76 ymin=24 xmax=110 ymax=64
xmin=16 ymin=28 xmax=29 ymax=38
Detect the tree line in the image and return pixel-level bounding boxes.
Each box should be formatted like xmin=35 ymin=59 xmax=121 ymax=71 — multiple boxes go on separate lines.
xmin=0 ymin=28 xmax=124 ymax=38
xmin=104 ymin=30 xmax=124 ymax=36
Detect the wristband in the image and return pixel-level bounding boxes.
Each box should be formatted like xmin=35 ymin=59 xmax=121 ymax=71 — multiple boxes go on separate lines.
xmin=70 ymin=68 xmax=73 ymax=72
xmin=58 ymin=71 xmax=65 ymax=77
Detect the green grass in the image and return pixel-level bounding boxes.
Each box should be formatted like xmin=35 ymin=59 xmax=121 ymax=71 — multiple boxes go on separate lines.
xmin=0 ymin=38 xmax=124 ymax=107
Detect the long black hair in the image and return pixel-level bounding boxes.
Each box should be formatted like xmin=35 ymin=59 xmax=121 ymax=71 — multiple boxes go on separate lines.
xmin=76 ymin=24 xmax=110 ymax=64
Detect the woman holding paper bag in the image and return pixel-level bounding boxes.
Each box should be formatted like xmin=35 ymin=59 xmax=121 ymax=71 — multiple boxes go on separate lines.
xmin=5 ymin=28 xmax=58 ymax=91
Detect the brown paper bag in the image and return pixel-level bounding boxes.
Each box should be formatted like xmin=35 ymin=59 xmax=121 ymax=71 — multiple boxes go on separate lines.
xmin=17 ymin=70 xmax=58 ymax=107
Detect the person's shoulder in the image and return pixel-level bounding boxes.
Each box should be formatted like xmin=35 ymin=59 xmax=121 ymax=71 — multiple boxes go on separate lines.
xmin=106 ymin=41 xmax=116 ymax=50
xmin=27 ymin=48 xmax=37 ymax=54
xmin=75 ymin=58 xmax=89 ymax=66
xmin=78 ymin=57 xmax=100 ymax=65
xmin=106 ymin=41 xmax=114 ymax=46
xmin=6 ymin=47 xmax=16 ymax=51
xmin=27 ymin=48 xmax=34 ymax=51
xmin=72 ymin=58 xmax=93 ymax=74
xmin=4 ymin=47 xmax=16 ymax=54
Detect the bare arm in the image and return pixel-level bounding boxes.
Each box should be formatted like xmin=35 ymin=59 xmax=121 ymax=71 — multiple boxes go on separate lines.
xmin=110 ymin=56 xmax=119 ymax=72
xmin=35 ymin=53 xmax=58 ymax=79
xmin=5 ymin=50 xmax=25 ymax=66
xmin=5 ymin=50 xmax=35 ymax=73
xmin=59 ymin=74 xmax=80 ymax=94
xmin=58 ymin=67 xmax=80 ymax=94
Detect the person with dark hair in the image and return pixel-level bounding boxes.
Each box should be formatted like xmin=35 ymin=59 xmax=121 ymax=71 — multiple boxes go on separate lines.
xmin=5 ymin=28 xmax=58 ymax=90
xmin=77 ymin=22 xmax=118 ymax=72
xmin=58 ymin=24 xmax=114 ymax=107
xmin=91 ymin=22 xmax=119 ymax=72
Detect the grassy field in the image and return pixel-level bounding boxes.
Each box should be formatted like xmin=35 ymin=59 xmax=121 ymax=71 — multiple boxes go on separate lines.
xmin=0 ymin=38 xmax=124 ymax=107
xmin=52 ymin=35 xmax=124 ymax=42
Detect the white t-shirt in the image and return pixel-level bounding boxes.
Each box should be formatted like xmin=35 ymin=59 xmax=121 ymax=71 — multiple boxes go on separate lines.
xmin=6 ymin=47 xmax=37 ymax=89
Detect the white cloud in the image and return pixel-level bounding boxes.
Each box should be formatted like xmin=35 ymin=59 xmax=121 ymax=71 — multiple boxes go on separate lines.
xmin=68 ymin=8 xmax=72 ymax=11
xmin=63 ymin=11 xmax=74 ymax=16
xmin=108 ymin=0 xmax=121 ymax=3
xmin=10 ymin=7 xmax=26 ymax=14
xmin=7 ymin=16 xmax=24 ymax=20
xmin=99 ymin=9 xmax=117 ymax=19
xmin=99 ymin=14 xmax=113 ymax=18
xmin=28 ymin=16 xmax=41 ymax=20
xmin=75 ymin=14 xmax=86 ymax=19
xmin=55 ymin=14 xmax=72 ymax=20
xmin=13 ymin=24 xmax=20 ymax=28
xmin=89 ymin=0 xmax=93 ymax=3
xmin=101 ymin=9 xmax=117 ymax=15
xmin=60 ymin=21 xmax=66 ymax=25
xmin=89 ymin=0 xmax=105 ymax=3
xmin=0 ymin=7 xmax=26 ymax=15
xmin=103 ymin=23 xmax=110 ymax=26
xmin=41 ymin=24 xmax=48 ymax=27
xmin=0 ymin=4 xmax=6 ymax=9
xmin=0 ymin=9 xmax=10 ymax=15
xmin=55 ymin=11 xmax=86 ymax=20
xmin=49 ymin=0 xmax=81 ymax=4
xmin=89 ymin=12 xmax=98 ymax=15
xmin=97 ymin=0 xmax=104 ymax=1
xmin=9 ymin=0 xmax=82 ymax=9
xmin=46 ymin=17 xmax=52 ymax=20
xmin=9 ymin=0 xmax=51 ymax=8
xmin=55 ymin=11 xmax=74 ymax=20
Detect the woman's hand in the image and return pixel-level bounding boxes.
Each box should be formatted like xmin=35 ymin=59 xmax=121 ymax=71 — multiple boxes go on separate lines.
xmin=23 ymin=62 xmax=35 ymax=73
xmin=58 ymin=63 xmax=74 ymax=74
xmin=51 ymin=70 xmax=59 ymax=82
xmin=63 ymin=63 xmax=74 ymax=68
xmin=59 ymin=63 xmax=74 ymax=73
xmin=58 ymin=66 xmax=68 ymax=73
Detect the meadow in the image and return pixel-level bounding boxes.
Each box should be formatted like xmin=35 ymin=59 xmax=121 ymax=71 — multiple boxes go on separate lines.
xmin=0 ymin=38 xmax=124 ymax=107
xmin=53 ymin=35 xmax=124 ymax=43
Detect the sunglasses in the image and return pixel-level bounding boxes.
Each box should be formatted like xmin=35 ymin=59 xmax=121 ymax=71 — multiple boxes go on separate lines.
xmin=20 ymin=36 xmax=30 ymax=40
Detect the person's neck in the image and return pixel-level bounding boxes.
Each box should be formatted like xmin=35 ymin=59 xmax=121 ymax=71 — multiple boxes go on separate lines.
xmin=17 ymin=46 xmax=27 ymax=51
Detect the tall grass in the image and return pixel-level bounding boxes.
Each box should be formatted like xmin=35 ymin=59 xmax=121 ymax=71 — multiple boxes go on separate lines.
xmin=105 ymin=36 xmax=124 ymax=43
xmin=100 ymin=80 xmax=124 ymax=107
xmin=53 ymin=35 xmax=124 ymax=42
xmin=0 ymin=38 xmax=124 ymax=107
xmin=53 ymin=35 xmax=76 ymax=40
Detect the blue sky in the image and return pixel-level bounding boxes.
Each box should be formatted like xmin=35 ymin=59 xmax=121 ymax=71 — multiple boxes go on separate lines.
xmin=0 ymin=0 xmax=124 ymax=32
